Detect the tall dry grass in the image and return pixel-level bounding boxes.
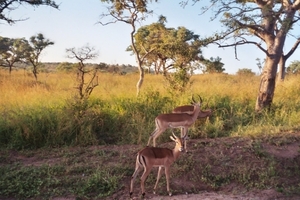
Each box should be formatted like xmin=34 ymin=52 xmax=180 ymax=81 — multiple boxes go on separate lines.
xmin=1 ymin=69 xmax=300 ymax=149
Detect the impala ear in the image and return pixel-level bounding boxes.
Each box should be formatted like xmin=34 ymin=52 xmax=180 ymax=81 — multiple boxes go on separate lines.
xmin=170 ymin=131 xmax=178 ymax=141
xmin=191 ymin=94 xmax=196 ymax=103
xmin=198 ymin=94 xmax=203 ymax=105
xmin=170 ymin=136 xmax=176 ymax=141
xmin=172 ymin=131 xmax=178 ymax=139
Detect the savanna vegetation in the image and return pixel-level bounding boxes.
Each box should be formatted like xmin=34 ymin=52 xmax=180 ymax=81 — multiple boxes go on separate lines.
xmin=2 ymin=69 xmax=300 ymax=149
xmin=1 ymin=1 xmax=300 ymax=199
xmin=0 ymin=68 xmax=300 ymax=199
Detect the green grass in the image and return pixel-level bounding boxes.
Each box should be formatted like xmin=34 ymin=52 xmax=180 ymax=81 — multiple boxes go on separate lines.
xmin=1 ymin=70 xmax=300 ymax=149
xmin=0 ymin=146 xmax=132 ymax=199
xmin=1 ymin=70 xmax=300 ymax=199
xmin=0 ymin=135 xmax=299 ymax=199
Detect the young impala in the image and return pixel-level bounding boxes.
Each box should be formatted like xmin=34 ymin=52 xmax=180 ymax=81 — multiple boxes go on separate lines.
xmin=147 ymin=95 xmax=202 ymax=152
xmin=130 ymin=132 xmax=184 ymax=198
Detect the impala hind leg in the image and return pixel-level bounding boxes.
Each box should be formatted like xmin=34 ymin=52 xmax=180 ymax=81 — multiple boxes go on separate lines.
xmin=140 ymin=167 xmax=152 ymax=197
xmin=130 ymin=159 xmax=142 ymax=198
xmin=147 ymin=129 xmax=165 ymax=147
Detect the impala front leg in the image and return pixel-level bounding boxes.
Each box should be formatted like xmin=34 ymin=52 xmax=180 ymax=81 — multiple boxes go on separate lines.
xmin=181 ymin=127 xmax=189 ymax=152
xmin=165 ymin=167 xmax=172 ymax=196
xmin=153 ymin=166 xmax=163 ymax=194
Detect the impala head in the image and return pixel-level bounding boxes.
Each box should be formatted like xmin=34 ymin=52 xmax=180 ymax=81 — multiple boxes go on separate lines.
xmin=170 ymin=132 xmax=184 ymax=152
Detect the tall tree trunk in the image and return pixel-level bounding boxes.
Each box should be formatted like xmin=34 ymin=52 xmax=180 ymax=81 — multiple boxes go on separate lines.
xmin=9 ymin=65 xmax=12 ymax=75
xmin=277 ymin=54 xmax=286 ymax=82
xmin=255 ymin=56 xmax=279 ymax=111
xmin=129 ymin=22 xmax=144 ymax=97
xmin=136 ymin=61 xmax=144 ymax=96
xmin=33 ymin=65 xmax=38 ymax=81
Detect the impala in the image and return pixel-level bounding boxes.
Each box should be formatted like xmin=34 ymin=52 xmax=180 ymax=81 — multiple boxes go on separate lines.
xmin=171 ymin=102 xmax=213 ymax=148
xmin=130 ymin=132 xmax=184 ymax=198
xmin=172 ymin=104 xmax=213 ymax=120
xmin=147 ymin=95 xmax=202 ymax=152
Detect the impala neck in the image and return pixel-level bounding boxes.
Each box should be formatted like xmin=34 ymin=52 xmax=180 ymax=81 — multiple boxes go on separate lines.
xmin=198 ymin=109 xmax=211 ymax=118
xmin=172 ymin=145 xmax=182 ymax=160
xmin=192 ymin=104 xmax=201 ymax=119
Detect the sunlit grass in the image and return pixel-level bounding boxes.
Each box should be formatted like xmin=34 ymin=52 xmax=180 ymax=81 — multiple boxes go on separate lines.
xmin=1 ymin=69 xmax=300 ymax=149
xmin=0 ymin=70 xmax=72 ymax=109
xmin=1 ymin=69 xmax=300 ymax=199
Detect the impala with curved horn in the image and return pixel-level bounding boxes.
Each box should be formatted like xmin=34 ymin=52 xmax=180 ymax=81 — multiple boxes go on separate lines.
xmin=130 ymin=132 xmax=184 ymax=198
xmin=172 ymin=99 xmax=213 ymax=146
xmin=172 ymin=103 xmax=213 ymax=120
xmin=147 ymin=94 xmax=202 ymax=152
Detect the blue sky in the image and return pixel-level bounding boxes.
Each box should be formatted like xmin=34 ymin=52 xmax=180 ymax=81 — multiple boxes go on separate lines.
xmin=0 ymin=0 xmax=299 ymax=74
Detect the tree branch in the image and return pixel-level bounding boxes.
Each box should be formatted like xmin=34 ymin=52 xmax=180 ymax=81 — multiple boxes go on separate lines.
xmin=215 ymin=39 xmax=268 ymax=56
xmin=284 ymin=38 xmax=300 ymax=59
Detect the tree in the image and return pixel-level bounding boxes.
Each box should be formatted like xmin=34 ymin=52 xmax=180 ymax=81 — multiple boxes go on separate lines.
xmin=66 ymin=45 xmax=99 ymax=100
xmin=99 ymin=0 xmax=158 ymax=96
xmin=0 ymin=0 xmax=59 ymax=24
xmin=187 ymin=0 xmax=300 ymax=111
xmin=277 ymin=40 xmax=300 ymax=81
xmin=236 ymin=68 xmax=256 ymax=76
xmin=129 ymin=19 xmax=169 ymax=75
xmin=256 ymin=58 xmax=264 ymax=74
xmin=132 ymin=19 xmax=204 ymax=74
xmin=56 ymin=62 xmax=77 ymax=72
xmin=130 ymin=18 xmax=204 ymax=92
xmin=286 ymin=60 xmax=300 ymax=75
xmin=0 ymin=37 xmax=29 ymax=74
xmin=25 ymin=33 xmax=54 ymax=81
xmin=201 ymin=57 xmax=225 ymax=74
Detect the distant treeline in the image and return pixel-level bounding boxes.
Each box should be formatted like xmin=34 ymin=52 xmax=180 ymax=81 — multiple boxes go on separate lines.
xmin=1 ymin=62 xmax=139 ymax=75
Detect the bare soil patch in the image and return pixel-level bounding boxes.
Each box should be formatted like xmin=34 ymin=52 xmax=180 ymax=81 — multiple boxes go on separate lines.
xmin=1 ymin=132 xmax=300 ymax=200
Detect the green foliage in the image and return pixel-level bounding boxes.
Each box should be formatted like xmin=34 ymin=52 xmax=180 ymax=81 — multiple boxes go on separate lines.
xmin=77 ymin=169 xmax=119 ymax=198
xmin=98 ymin=90 xmax=173 ymax=145
xmin=0 ymin=161 xmax=124 ymax=199
xmin=132 ymin=19 xmax=204 ymax=94
xmin=56 ymin=62 xmax=77 ymax=72
xmin=0 ymin=106 xmax=60 ymax=149
xmin=0 ymin=0 xmax=59 ymax=24
xmin=164 ymin=67 xmax=193 ymax=94
xmin=0 ymin=37 xmax=29 ymax=73
xmin=1 ymin=72 xmax=300 ymax=149
xmin=201 ymin=56 xmax=225 ymax=74
xmin=286 ymin=60 xmax=300 ymax=74
xmin=236 ymin=68 xmax=256 ymax=76
xmin=132 ymin=20 xmax=203 ymax=75
xmin=0 ymin=164 xmax=66 ymax=198
xmin=0 ymin=33 xmax=54 ymax=80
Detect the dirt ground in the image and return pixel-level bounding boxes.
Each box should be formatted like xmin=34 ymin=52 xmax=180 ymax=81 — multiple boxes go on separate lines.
xmin=3 ymin=132 xmax=300 ymax=200
xmin=111 ymin=132 xmax=300 ymax=200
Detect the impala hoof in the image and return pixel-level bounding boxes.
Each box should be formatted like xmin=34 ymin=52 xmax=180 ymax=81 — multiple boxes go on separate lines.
xmin=169 ymin=192 xmax=172 ymax=196
xmin=142 ymin=192 xmax=145 ymax=198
